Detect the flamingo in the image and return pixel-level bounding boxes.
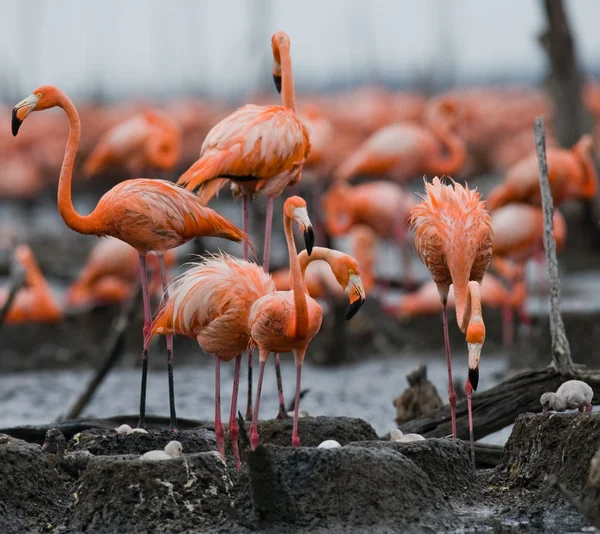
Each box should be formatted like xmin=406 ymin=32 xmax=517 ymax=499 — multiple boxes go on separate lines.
xmin=1 ymin=244 xmax=62 ymax=324
xmin=148 ymin=199 xmax=314 ymax=470
xmin=12 ymin=85 xmax=250 ymax=432
xmin=486 ymin=134 xmax=597 ymax=210
xmin=333 ymin=100 xmax=466 ymax=183
xmin=176 ymin=31 xmax=310 ymax=419
xmin=322 ymin=181 xmax=418 ymax=287
xmin=65 ymin=237 xmax=176 ymax=309
xmin=248 ymin=198 xmax=366 ymax=450
xmin=409 ymin=176 xmax=493 ymax=458
xmin=540 ymin=380 xmax=593 ymax=414
xmin=83 ymin=109 xmax=182 ymax=177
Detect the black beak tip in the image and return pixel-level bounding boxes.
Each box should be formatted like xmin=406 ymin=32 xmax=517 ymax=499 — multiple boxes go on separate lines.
xmin=468 ymin=368 xmax=479 ymax=391
xmin=304 ymin=227 xmax=314 ymax=256
xmin=11 ymin=109 xmax=22 ymax=137
xmin=346 ymin=298 xmax=364 ymax=321
xmin=273 ymin=74 xmax=282 ymax=94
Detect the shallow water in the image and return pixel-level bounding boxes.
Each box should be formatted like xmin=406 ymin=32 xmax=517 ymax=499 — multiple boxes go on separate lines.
xmin=0 ymin=350 xmax=515 ymax=443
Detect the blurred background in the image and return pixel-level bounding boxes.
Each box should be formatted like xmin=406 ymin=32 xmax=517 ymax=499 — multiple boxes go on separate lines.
xmin=0 ymin=0 xmax=598 ymax=444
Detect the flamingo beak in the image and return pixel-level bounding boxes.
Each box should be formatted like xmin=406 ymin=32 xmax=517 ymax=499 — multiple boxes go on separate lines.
xmin=12 ymin=94 xmax=40 ymax=136
xmin=273 ymin=59 xmax=282 ymax=94
xmin=41 ymin=441 xmax=50 ymax=451
xmin=467 ymin=342 xmax=482 ymax=390
xmin=293 ymin=207 xmax=314 ymax=255
xmin=346 ymin=274 xmax=365 ymax=320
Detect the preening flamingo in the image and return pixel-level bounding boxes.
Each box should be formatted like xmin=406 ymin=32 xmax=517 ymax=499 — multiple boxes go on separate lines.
xmin=12 ymin=85 xmax=250 ymax=431
xmin=333 ymin=100 xmax=466 ymax=183
xmin=1 ymin=244 xmax=62 ymax=324
xmin=248 ymin=197 xmax=366 ymax=449
xmin=486 ymin=134 xmax=597 ymax=210
xmin=410 ymin=176 xmax=493 ymax=457
xmin=176 ymin=31 xmax=310 ymax=419
xmin=83 ymin=109 xmax=182 ymax=177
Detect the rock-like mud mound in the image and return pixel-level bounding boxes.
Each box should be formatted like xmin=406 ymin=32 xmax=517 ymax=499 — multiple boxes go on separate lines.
xmin=56 ymin=451 xmax=243 ymax=534
xmin=66 ymin=427 xmax=217 ymax=456
xmin=493 ymin=413 xmax=600 ymax=495
xmin=235 ymin=444 xmax=456 ymax=532
xmin=347 ymin=438 xmax=475 ymax=500
xmin=252 ymin=416 xmax=378 ymax=447
xmin=0 ymin=434 xmax=70 ymax=534
xmin=582 ymin=445 xmax=600 ymax=528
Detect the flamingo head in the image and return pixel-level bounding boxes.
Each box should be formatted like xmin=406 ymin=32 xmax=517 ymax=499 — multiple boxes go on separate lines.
xmin=466 ymin=320 xmax=485 ymax=391
xmin=332 ymin=255 xmax=366 ymax=321
xmin=271 ymin=31 xmax=291 ymax=94
xmin=12 ymin=85 xmax=62 ymax=136
xmin=285 ymin=196 xmax=314 ymax=255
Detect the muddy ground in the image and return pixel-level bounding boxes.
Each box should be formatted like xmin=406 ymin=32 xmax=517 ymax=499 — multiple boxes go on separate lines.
xmin=0 ymin=413 xmax=597 ymax=533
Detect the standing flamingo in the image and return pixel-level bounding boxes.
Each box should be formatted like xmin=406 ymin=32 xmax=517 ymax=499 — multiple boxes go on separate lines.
xmin=248 ymin=197 xmax=366 ymax=449
xmin=147 ymin=201 xmax=314 ymax=469
xmin=409 ymin=176 xmax=493 ymax=457
xmin=176 ymin=31 xmax=310 ymax=419
xmin=12 ymin=85 xmax=250 ymax=431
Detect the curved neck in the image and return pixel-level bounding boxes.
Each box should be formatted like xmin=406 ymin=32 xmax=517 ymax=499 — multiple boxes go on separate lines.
xmin=456 ymin=280 xmax=483 ymax=334
xmin=56 ymin=93 xmax=97 ymax=234
xmin=298 ymin=246 xmax=329 ymax=282
xmin=279 ymin=44 xmax=296 ymax=112
xmin=427 ymin=120 xmax=466 ymax=176
xmin=574 ymin=146 xmax=598 ymax=199
xmin=284 ymin=214 xmax=308 ymax=339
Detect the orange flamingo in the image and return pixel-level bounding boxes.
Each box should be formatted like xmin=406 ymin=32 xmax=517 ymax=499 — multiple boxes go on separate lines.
xmin=486 ymin=134 xmax=597 ymax=210
xmin=1 ymin=244 xmax=62 ymax=324
xmin=66 ymin=238 xmax=176 ymax=309
xmin=410 ymin=176 xmax=493 ymax=454
xmin=148 ymin=197 xmax=314 ymax=469
xmin=322 ymin=181 xmax=417 ymax=287
xmin=83 ymin=109 xmax=182 ymax=177
xmin=248 ymin=197 xmax=366 ymax=449
xmin=176 ymin=31 xmax=310 ymax=418
xmin=12 ymin=85 xmax=250 ymax=431
xmin=333 ymin=100 xmax=466 ymax=183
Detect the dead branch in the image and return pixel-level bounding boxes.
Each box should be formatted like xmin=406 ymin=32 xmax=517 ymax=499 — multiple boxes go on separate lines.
xmin=535 ymin=117 xmax=573 ymax=374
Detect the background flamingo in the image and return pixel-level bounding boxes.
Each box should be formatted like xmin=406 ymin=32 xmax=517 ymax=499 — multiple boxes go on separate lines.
xmin=12 ymin=85 xmax=250 ymax=432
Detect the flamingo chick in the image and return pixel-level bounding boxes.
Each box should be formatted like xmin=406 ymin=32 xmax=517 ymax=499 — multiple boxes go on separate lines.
xmin=390 ymin=429 xmax=426 ymax=442
xmin=318 ymin=440 xmax=341 ymax=449
xmin=410 ymin=176 xmax=493 ymax=460
xmin=540 ymin=380 xmax=593 ymax=415
xmin=12 ymin=86 xmax=251 ymax=432
xmin=139 ymin=441 xmax=184 ymax=460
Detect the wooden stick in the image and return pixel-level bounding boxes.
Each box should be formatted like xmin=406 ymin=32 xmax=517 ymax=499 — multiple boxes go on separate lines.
xmin=0 ymin=257 xmax=26 ymax=332
xmin=62 ymin=283 xmax=143 ymax=420
xmin=534 ymin=117 xmax=573 ymax=374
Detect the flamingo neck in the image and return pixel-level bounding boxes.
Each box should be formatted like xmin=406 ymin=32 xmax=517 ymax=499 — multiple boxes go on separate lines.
xmin=427 ymin=119 xmax=467 ymax=176
xmin=56 ymin=93 xmax=97 ymax=235
xmin=279 ymin=44 xmax=296 ymax=112
xmin=298 ymin=246 xmax=330 ymax=283
xmin=455 ymin=280 xmax=484 ymax=334
xmin=284 ymin=214 xmax=308 ymax=339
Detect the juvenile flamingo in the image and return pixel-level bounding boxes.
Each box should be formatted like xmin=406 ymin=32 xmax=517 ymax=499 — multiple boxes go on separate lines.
xmin=248 ymin=198 xmax=366 ymax=449
xmin=148 ymin=201 xmax=314 ymax=470
xmin=12 ymin=85 xmax=250 ymax=431
xmin=410 ymin=176 xmax=493 ymax=457
xmin=177 ymin=31 xmax=310 ymax=418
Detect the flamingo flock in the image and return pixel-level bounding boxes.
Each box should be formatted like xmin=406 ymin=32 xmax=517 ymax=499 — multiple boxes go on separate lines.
xmin=3 ymin=27 xmax=598 ymax=470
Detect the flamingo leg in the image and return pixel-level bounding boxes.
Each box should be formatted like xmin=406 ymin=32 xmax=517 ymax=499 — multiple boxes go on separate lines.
xmin=242 ymin=194 xmax=254 ymax=421
xmin=137 ymin=254 xmax=152 ymax=429
xmin=229 ymin=354 xmax=242 ymax=471
xmin=292 ymin=352 xmax=303 ymax=448
xmin=274 ymin=353 xmax=287 ymax=419
xmin=262 ymin=196 xmax=274 ymax=273
xmin=585 ymin=401 xmax=593 ymax=413
xmin=214 ymin=355 xmax=225 ymax=460
xmin=250 ymin=351 xmax=268 ymax=450
xmin=442 ymin=302 xmax=457 ymax=437
xmin=159 ymin=255 xmax=177 ymax=431
xmin=465 ymin=379 xmax=475 ymax=470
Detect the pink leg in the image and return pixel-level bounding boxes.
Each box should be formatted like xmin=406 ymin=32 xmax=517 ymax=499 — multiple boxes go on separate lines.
xmin=578 ymin=406 xmax=585 ymax=413
xmin=465 ymin=379 xmax=475 ymax=470
xmin=242 ymin=195 xmax=253 ymax=420
xmin=159 ymin=255 xmax=177 ymax=431
xmin=275 ymin=353 xmax=287 ymax=419
xmin=442 ymin=302 xmax=457 ymax=437
xmin=214 ymin=356 xmax=225 ymax=460
xmin=292 ymin=358 xmax=303 ymax=448
xmin=245 ymin=348 xmax=254 ymax=420
xmin=242 ymin=193 xmax=249 ymax=262
xmin=502 ymin=302 xmax=514 ymax=347
xmin=585 ymin=402 xmax=593 ymax=413
xmin=229 ymin=354 xmax=242 ymax=471
xmin=250 ymin=355 xmax=267 ymax=450
xmin=137 ymin=255 xmax=152 ymax=429
xmin=262 ymin=197 xmax=274 ymax=274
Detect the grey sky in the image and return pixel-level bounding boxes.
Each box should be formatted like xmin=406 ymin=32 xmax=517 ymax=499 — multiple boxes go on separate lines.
xmin=2 ymin=0 xmax=600 ymax=101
